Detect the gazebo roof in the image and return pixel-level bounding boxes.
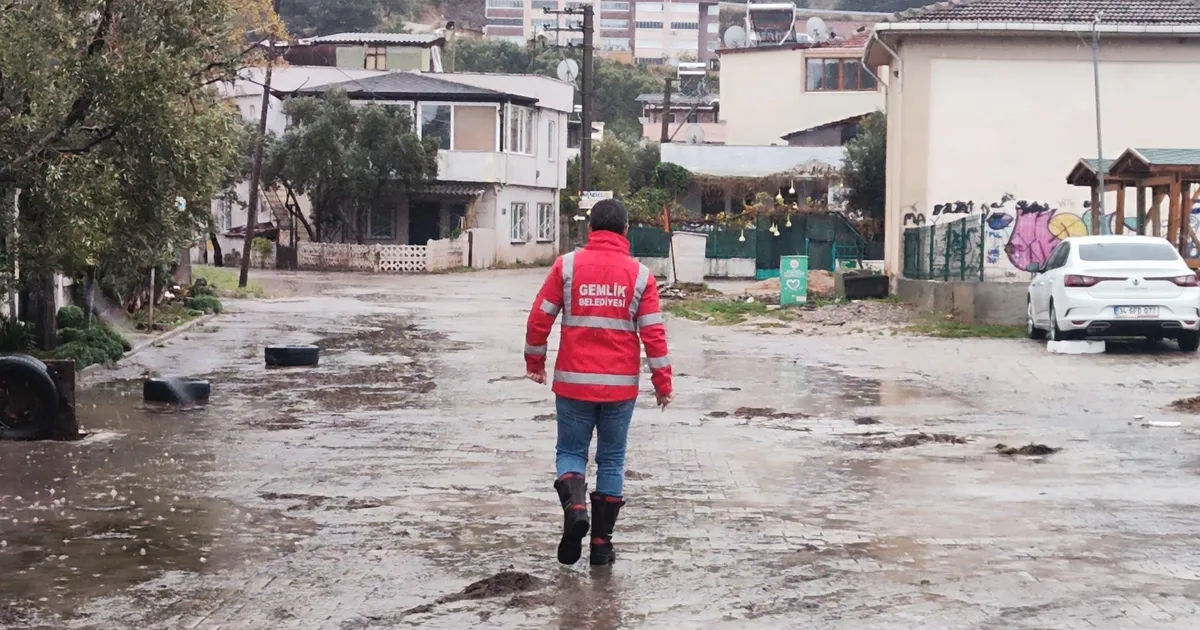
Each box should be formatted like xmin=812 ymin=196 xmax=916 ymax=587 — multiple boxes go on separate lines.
xmin=1065 ymin=157 xmax=1117 ymax=187
xmin=1109 ymin=147 xmax=1200 ymax=177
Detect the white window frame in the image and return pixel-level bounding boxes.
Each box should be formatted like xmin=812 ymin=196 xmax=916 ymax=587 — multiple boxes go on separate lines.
xmin=507 ymin=104 xmax=536 ymax=155
xmin=415 ymin=101 xmax=502 ymax=151
xmin=536 ymin=202 xmax=555 ymax=242
xmin=510 ymin=202 xmax=530 ymax=243
xmin=547 ymin=119 xmax=557 ymax=162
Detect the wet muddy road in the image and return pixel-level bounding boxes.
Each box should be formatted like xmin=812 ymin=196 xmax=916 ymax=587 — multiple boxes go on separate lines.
xmin=4 ymin=269 xmax=1200 ymax=629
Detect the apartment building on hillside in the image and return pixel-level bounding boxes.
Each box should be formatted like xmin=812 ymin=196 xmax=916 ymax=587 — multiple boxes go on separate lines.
xmin=483 ymin=0 xmax=718 ymax=65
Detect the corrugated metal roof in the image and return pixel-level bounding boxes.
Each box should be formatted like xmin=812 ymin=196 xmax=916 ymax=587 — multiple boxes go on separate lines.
xmin=1131 ymin=148 xmax=1200 ymax=166
xmin=893 ymin=0 xmax=1200 ymax=24
xmin=297 ymin=32 xmax=445 ymax=45
xmin=293 ymin=72 xmax=536 ymax=104
xmin=660 ymin=144 xmax=844 ymax=178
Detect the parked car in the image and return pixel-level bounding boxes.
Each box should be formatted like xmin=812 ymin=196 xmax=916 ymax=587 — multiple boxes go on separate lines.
xmin=1025 ymin=235 xmax=1200 ymax=351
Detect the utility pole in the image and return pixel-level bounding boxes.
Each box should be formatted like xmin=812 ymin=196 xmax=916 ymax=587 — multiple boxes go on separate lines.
xmin=239 ymin=38 xmax=275 ymax=288
xmin=1090 ymin=12 xmax=1105 ymax=226
xmin=660 ymin=77 xmax=673 ymax=144
xmin=542 ymin=5 xmax=594 ymax=193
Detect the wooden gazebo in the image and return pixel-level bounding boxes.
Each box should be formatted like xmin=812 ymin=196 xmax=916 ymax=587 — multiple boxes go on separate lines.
xmin=1068 ymin=148 xmax=1200 ymax=265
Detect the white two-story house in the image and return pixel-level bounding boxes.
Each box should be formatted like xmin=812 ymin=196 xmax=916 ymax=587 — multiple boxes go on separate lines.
xmin=210 ymin=67 xmax=573 ymax=268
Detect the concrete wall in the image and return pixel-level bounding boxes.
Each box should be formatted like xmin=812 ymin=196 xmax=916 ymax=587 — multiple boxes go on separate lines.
xmin=493 ymin=184 xmax=559 ymax=265
xmin=895 ymin=278 xmax=1027 ymax=325
xmin=719 ymin=46 xmax=885 ymax=146
xmin=882 ymin=35 xmax=1200 ymax=275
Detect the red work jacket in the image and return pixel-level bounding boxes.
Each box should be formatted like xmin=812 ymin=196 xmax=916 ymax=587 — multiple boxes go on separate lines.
xmin=525 ymin=230 xmax=672 ymax=403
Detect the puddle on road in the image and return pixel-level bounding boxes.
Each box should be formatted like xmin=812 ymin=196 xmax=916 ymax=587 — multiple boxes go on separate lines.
xmin=0 ymin=385 xmax=311 ymax=622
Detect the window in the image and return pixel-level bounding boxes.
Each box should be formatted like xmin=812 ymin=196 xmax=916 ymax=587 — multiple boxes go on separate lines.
xmin=367 ymin=205 xmax=394 ymax=239
xmin=806 ymin=58 xmax=878 ymax=91
xmin=706 ymin=39 xmax=718 ymax=50
xmin=248 ymin=104 xmax=256 ymax=119
xmin=667 ymin=113 xmax=677 ymax=123
xmin=532 ymin=0 xmax=556 ymax=8
xmin=508 ymin=105 xmax=536 ymax=154
xmin=488 ymin=17 xmax=524 ymax=26
xmin=420 ymin=104 xmax=452 ymax=149
xmin=637 ymin=2 xmax=663 ymax=11
xmin=670 ymin=22 xmax=698 ymax=29
xmin=1078 ymin=242 xmax=1180 ymax=262
xmin=601 ymin=1 xmax=630 ymax=10
xmin=635 ymin=21 xmax=663 ymax=28
xmin=673 ymin=3 xmax=699 ymax=12
xmin=218 ymin=197 xmax=233 ymax=233
xmin=487 ymin=0 xmax=523 ymax=7
xmin=547 ymin=120 xmax=557 ymax=161
xmin=686 ymin=111 xmax=698 ymax=123
xmin=707 ymin=4 xmax=718 ymax=14
xmin=636 ymin=56 xmax=666 ymax=65
xmin=533 ymin=19 xmax=557 ymax=31
xmin=635 ymin=36 xmax=663 ymax=48
xmin=452 ymin=105 xmax=497 ymax=151
xmin=601 ymin=37 xmax=631 ymax=50
xmin=365 ymin=45 xmax=387 ymax=70
xmin=601 ymin=19 xmax=629 ymax=29
xmin=536 ymin=203 xmax=555 ymax=242
xmin=510 ymin=202 xmax=529 ymax=242
xmin=706 ymin=22 xmax=717 ymax=33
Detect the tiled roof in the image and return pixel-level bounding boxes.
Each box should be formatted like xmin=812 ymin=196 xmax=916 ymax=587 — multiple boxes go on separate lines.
xmin=812 ymin=30 xmax=873 ymax=48
xmin=781 ymin=113 xmax=871 ymax=140
xmin=294 ymin=72 xmax=534 ymax=103
xmin=894 ymin=0 xmax=1200 ymax=24
xmin=1130 ymin=148 xmax=1200 ymax=166
xmin=297 ymin=32 xmax=444 ymax=45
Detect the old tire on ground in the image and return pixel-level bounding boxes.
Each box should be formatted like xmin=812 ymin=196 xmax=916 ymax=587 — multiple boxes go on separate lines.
xmin=143 ymin=377 xmax=211 ymax=404
xmin=265 ymin=345 xmax=320 ymax=368
xmin=0 ymin=354 xmax=59 ymax=441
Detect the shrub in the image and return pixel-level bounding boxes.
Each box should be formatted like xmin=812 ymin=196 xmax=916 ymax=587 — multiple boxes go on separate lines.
xmin=0 ymin=317 xmax=33 ymax=353
xmin=57 ymin=305 xmax=86 ymax=330
xmin=191 ymin=277 xmax=217 ymax=297
xmin=53 ymin=341 xmax=108 ymax=368
xmin=186 ymin=296 xmax=222 ymax=314
xmin=57 ymin=324 xmax=132 ymax=368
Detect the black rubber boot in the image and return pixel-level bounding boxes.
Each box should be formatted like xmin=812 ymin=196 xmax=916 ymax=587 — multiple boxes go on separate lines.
xmin=553 ymin=473 xmax=590 ymax=565
xmin=589 ymin=491 xmax=625 ymax=566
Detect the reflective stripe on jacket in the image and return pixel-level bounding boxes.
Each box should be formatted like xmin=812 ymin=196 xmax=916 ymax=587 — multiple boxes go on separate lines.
xmin=525 ymin=230 xmax=672 ymax=403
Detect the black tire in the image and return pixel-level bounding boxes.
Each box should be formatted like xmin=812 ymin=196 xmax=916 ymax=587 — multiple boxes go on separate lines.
xmin=1026 ymin=298 xmax=1046 ymax=340
xmin=143 ymin=377 xmax=211 ymax=404
xmin=0 ymin=354 xmax=59 ymax=441
xmin=1179 ymin=331 xmax=1200 ymax=352
xmin=1048 ymin=302 xmax=1069 ymax=341
xmin=265 ymin=345 xmax=320 ymax=368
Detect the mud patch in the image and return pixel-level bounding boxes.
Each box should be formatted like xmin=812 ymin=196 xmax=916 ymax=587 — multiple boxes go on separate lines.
xmin=995 ymin=443 xmax=1060 ymax=456
xmin=625 ymin=469 xmax=651 ymax=480
xmin=858 ymin=432 xmax=967 ymax=450
xmin=729 ymin=407 xmax=810 ymax=420
xmin=403 ymin=570 xmax=546 ymax=615
xmin=532 ymin=413 xmax=555 ymax=422
xmin=1169 ymin=396 xmax=1200 ymax=413
xmin=488 ymin=375 xmax=526 ymax=383
xmin=853 ymin=416 xmax=880 ymax=425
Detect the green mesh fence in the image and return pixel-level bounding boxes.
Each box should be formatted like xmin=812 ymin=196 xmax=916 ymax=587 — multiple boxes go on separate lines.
xmin=627 ymin=226 xmax=671 ymax=258
xmin=902 ymin=215 xmax=985 ymax=281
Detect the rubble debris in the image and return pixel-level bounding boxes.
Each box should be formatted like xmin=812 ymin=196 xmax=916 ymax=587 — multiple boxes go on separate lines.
xmin=734 ymin=407 xmax=810 ymax=420
xmin=859 ymin=432 xmax=967 ymax=450
xmin=1169 ymin=396 xmax=1200 ymax=413
xmin=994 ymin=443 xmax=1060 ymax=456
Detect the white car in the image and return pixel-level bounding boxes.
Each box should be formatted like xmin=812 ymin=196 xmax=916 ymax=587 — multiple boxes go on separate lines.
xmin=1026 ymin=235 xmax=1200 ymax=351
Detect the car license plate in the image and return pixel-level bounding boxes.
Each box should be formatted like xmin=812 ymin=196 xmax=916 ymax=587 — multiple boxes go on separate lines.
xmin=1114 ymin=306 xmax=1159 ymax=318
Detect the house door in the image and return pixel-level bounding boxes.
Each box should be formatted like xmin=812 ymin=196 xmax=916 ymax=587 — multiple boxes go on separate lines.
xmin=409 ymin=201 xmax=441 ymax=246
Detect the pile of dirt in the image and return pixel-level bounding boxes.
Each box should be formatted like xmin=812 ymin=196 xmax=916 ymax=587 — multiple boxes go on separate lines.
xmin=404 ymin=571 xmax=546 ymax=616
xmin=743 ymin=271 xmax=835 ymax=300
xmin=1168 ymin=396 xmax=1200 ymax=413
xmin=858 ymin=432 xmax=967 ymax=450
xmin=994 ymin=443 xmax=1060 ymax=456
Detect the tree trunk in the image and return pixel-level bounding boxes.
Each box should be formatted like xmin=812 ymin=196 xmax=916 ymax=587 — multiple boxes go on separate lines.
xmin=210 ymin=232 xmax=223 ymax=266
xmin=37 ymin=270 xmax=56 ymax=350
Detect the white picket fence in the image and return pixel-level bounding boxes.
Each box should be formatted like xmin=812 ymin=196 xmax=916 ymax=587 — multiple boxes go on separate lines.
xmin=297 ymin=237 xmax=467 ymax=273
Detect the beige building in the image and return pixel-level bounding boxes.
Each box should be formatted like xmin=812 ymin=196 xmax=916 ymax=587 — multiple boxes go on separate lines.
xmin=719 ymin=31 xmax=885 ymax=146
xmin=865 ymin=0 xmax=1200 ymax=276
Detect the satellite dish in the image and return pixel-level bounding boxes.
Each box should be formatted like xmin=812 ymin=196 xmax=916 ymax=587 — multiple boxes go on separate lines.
xmin=723 ymin=25 xmax=747 ymax=49
xmin=806 ymin=17 xmax=828 ymax=42
xmin=556 ymin=58 xmax=579 ymax=83
xmin=684 ymin=125 xmax=705 ymax=145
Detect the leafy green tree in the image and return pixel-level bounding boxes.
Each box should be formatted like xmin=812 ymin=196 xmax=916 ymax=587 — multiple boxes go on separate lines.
xmin=264 ymin=91 xmax=439 ymax=243
xmin=841 ymin=111 xmax=886 ymax=221
xmin=0 ymin=0 xmax=280 ymax=347
xmin=278 ymin=0 xmax=421 ymax=37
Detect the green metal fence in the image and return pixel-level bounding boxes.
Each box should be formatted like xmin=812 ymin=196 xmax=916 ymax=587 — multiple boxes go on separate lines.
xmin=902 ymin=215 xmax=985 ymax=281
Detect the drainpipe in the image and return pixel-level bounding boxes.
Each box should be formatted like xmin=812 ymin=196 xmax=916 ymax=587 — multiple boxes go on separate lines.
xmin=865 ymin=31 xmax=903 ymax=275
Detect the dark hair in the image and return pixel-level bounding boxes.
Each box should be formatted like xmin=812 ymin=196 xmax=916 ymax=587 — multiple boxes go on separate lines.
xmin=589 ymin=198 xmax=628 ymax=234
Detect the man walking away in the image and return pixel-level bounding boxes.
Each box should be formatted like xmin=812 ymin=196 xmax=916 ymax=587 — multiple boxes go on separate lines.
xmin=524 ymin=199 xmax=673 ymax=566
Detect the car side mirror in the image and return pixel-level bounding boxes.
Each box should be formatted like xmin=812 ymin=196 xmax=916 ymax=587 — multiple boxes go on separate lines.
xmin=1028 ymin=262 xmax=1043 ymax=274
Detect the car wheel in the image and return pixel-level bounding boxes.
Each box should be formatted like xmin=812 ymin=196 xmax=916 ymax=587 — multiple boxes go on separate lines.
xmin=265 ymin=345 xmax=320 ymax=368
xmin=1179 ymin=331 xmax=1200 ymax=352
xmin=1026 ymin=299 xmax=1046 ymax=340
xmin=144 ymin=377 xmax=211 ymax=404
xmin=0 ymin=354 xmax=59 ymax=441
xmin=1048 ymin=302 xmax=1065 ymax=341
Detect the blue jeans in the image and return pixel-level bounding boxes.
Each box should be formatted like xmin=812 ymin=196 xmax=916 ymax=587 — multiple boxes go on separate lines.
xmin=555 ymin=395 xmax=635 ymax=497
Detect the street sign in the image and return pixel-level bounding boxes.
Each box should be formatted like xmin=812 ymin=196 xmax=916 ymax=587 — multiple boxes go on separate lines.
xmin=780 ymin=255 xmax=808 ymax=306
xmin=579 ymin=190 xmax=613 ymax=210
